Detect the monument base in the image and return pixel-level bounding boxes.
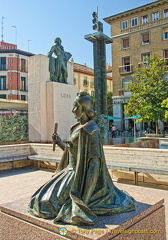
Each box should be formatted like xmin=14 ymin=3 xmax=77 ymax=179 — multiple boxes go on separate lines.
xmin=28 ymin=54 xmax=77 ymax=142
xmin=0 ymin=196 xmax=166 ymax=240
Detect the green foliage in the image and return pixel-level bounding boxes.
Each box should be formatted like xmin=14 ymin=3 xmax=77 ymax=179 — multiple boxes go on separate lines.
xmin=0 ymin=115 xmax=28 ymax=142
xmin=107 ymin=91 xmax=113 ymax=116
xmin=161 ymin=98 xmax=168 ymax=119
xmin=124 ymin=55 xmax=168 ymax=126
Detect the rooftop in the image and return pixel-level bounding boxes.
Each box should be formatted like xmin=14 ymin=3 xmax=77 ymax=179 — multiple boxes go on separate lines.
xmin=74 ymin=62 xmax=112 ymax=80
xmin=104 ymin=0 xmax=167 ymax=23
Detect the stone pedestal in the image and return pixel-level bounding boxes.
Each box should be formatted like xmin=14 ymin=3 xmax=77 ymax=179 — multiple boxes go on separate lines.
xmin=28 ymin=54 xmax=77 ymax=142
xmin=0 ymin=197 xmax=166 ymax=240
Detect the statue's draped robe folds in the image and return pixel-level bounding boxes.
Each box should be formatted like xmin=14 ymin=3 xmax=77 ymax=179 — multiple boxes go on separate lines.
xmin=28 ymin=120 xmax=135 ymax=225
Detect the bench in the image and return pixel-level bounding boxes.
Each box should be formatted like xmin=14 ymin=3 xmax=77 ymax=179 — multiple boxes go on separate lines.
xmin=0 ymin=155 xmax=29 ymax=170
xmin=27 ymin=155 xmax=61 ymax=169
xmin=1 ymin=154 xmax=168 ymax=186
xmin=106 ymin=163 xmax=168 ymax=185
xmin=0 ymin=155 xmax=61 ymax=170
xmin=28 ymin=155 xmax=168 ymax=186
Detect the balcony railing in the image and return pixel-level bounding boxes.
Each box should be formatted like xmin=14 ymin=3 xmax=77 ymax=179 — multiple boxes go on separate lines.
xmin=138 ymin=62 xmax=150 ymax=68
xmin=119 ymin=64 xmax=133 ymax=74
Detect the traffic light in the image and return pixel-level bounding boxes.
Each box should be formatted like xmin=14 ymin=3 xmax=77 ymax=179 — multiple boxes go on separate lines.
xmin=92 ymin=11 xmax=98 ymax=30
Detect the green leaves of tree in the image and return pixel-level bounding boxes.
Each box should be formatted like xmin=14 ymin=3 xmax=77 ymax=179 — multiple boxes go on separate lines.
xmin=124 ymin=55 xmax=168 ymax=126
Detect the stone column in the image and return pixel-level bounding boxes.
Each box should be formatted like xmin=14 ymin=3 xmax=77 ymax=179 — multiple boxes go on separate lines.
xmin=85 ymin=31 xmax=112 ymax=138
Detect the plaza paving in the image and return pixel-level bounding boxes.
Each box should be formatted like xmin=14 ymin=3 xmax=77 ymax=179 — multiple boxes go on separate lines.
xmin=0 ymin=168 xmax=167 ymax=239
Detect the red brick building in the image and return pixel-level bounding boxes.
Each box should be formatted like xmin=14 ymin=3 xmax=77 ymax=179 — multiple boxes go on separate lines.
xmin=0 ymin=41 xmax=33 ymax=101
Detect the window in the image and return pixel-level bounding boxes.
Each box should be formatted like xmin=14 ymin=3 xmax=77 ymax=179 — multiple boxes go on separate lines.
xmin=0 ymin=94 xmax=6 ymax=99
xmin=163 ymin=28 xmax=168 ymax=40
xmin=131 ymin=17 xmax=138 ymax=27
xmin=121 ymin=20 xmax=128 ymax=30
xmin=142 ymin=15 xmax=148 ymax=24
xmin=122 ymin=38 xmax=129 ymax=48
xmin=83 ymin=77 xmax=88 ymax=86
xmin=164 ymin=49 xmax=168 ymax=58
xmin=164 ymin=49 xmax=168 ymax=64
xmin=142 ymin=33 xmax=149 ymax=44
xmin=21 ymin=95 xmax=26 ymax=101
xmin=164 ymin=73 xmax=168 ymax=81
xmin=21 ymin=59 xmax=26 ymax=72
xmin=21 ymin=77 xmax=26 ymax=91
xmin=91 ymin=91 xmax=95 ymax=96
xmin=142 ymin=53 xmax=150 ymax=65
xmin=123 ymin=78 xmax=131 ymax=89
xmin=0 ymin=57 xmax=6 ymax=70
xmin=0 ymin=76 xmax=6 ymax=90
xmin=152 ymin=12 xmax=159 ymax=21
xmin=123 ymin=57 xmax=130 ymax=72
xmin=163 ymin=9 xmax=168 ymax=18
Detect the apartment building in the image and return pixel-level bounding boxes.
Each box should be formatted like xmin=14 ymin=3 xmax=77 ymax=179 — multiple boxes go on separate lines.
xmin=73 ymin=62 xmax=112 ymax=96
xmin=0 ymin=41 xmax=33 ymax=101
xmin=104 ymin=0 xmax=168 ymax=130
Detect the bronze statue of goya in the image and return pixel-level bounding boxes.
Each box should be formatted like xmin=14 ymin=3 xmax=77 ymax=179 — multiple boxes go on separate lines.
xmin=48 ymin=37 xmax=72 ymax=83
xmin=28 ymin=92 xmax=135 ymax=225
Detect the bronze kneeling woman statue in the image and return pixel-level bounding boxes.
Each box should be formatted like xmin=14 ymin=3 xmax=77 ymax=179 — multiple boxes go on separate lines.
xmin=28 ymin=92 xmax=135 ymax=225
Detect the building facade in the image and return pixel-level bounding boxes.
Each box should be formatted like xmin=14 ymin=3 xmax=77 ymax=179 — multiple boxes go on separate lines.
xmin=0 ymin=41 xmax=33 ymax=102
xmin=73 ymin=62 xmax=112 ymax=96
xmin=104 ymin=0 xmax=168 ymax=131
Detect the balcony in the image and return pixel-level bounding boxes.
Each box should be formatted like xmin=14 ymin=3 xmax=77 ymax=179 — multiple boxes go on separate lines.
xmin=119 ymin=64 xmax=133 ymax=74
xmin=138 ymin=62 xmax=150 ymax=68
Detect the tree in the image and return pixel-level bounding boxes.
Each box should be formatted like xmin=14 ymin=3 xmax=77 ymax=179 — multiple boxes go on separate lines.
xmin=161 ymin=98 xmax=168 ymax=119
xmin=124 ymin=55 xmax=168 ymax=133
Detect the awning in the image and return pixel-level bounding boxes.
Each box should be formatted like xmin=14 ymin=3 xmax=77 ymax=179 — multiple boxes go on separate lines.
xmin=108 ymin=115 xmax=140 ymax=120
xmin=0 ymin=99 xmax=28 ymax=111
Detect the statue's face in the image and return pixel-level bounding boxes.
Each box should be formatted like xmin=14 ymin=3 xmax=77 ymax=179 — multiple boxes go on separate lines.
xmin=72 ymin=101 xmax=84 ymax=119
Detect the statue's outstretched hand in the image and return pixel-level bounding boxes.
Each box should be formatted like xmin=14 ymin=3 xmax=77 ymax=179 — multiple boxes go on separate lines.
xmin=52 ymin=133 xmax=61 ymax=144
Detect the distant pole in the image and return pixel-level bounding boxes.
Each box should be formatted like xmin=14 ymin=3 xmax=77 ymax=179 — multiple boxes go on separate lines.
xmin=28 ymin=40 xmax=31 ymax=52
xmin=12 ymin=26 xmax=17 ymax=46
xmin=1 ymin=17 xmax=6 ymax=42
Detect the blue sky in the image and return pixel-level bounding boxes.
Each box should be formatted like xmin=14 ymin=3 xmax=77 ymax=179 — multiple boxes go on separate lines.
xmin=2 ymin=0 xmax=154 ymax=68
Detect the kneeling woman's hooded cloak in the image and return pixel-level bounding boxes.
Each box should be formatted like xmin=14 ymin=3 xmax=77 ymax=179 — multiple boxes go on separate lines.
xmin=28 ymin=120 xmax=135 ymax=225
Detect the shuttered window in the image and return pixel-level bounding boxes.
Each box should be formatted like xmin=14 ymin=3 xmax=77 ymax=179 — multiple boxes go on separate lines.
xmin=142 ymin=33 xmax=149 ymax=44
xmin=123 ymin=38 xmax=129 ymax=48
xmin=163 ymin=28 xmax=168 ymax=39
xmin=123 ymin=57 xmax=130 ymax=65
xmin=164 ymin=9 xmax=168 ymax=18
xmin=142 ymin=15 xmax=148 ymax=24
xmin=164 ymin=49 xmax=168 ymax=58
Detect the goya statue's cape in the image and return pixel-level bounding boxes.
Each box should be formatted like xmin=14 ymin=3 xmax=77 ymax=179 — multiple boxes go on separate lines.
xmin=54 ymin=120 xmax=135 ymax=225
